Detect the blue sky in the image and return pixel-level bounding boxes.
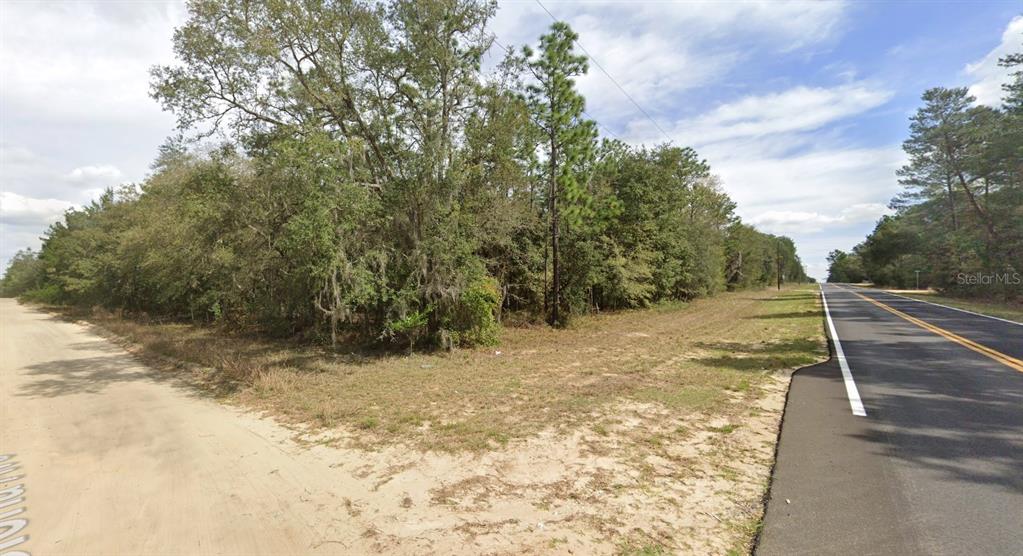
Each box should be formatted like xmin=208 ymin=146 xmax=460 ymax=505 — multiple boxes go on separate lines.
xmin=2 ymin=1 xmax=1021 ymax=280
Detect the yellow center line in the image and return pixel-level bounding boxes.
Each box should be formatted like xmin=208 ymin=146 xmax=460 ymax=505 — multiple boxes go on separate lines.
xmin=852 ymin=291 xmax=1023 ymax=373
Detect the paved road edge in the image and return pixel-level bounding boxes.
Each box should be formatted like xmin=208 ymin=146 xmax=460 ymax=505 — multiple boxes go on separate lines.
xmin=750 ymin=292 xmax=837 ymax=555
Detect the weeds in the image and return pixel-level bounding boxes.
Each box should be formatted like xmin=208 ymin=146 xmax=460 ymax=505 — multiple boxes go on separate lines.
xmin=74 ymin=285 xmax=825 ymax=453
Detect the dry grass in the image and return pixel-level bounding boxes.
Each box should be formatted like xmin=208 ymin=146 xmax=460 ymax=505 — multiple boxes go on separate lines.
xmin=79 ymin=285 xmax=825 ymax=453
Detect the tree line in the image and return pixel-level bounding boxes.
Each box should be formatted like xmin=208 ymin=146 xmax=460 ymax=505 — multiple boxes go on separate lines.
xmin=828 ymin=43 xmax=1022 ymax=299
xmin=2 ymin=0 xmax=808 ymax=348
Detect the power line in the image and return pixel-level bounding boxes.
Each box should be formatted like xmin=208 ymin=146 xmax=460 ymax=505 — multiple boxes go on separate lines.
xmin=533 ymin=0 xmax=673 ymax=143
xmin=584 ymin=111 xmax=622 ymax=141
xmin=491 ymin=36 xmax=622 ymax=141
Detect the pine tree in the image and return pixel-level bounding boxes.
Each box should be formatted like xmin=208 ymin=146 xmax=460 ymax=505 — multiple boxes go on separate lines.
xmin=522 ymin=22 xmax=597 ymax=326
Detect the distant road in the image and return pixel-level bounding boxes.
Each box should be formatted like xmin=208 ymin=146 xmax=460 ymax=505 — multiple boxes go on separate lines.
xmin=758 ymin=284 xmax=1023 ymax=555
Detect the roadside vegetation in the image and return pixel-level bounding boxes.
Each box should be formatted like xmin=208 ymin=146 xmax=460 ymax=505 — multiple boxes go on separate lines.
xmin=827 ymin=46 xmax=1022 ymax=303
xmin=0 ymin=0 xmax=807 ymax=351
xmin=73 ymin=284 xmax=825 ymax=554
xmin=82 ymin=285 xmax=824 ymax=452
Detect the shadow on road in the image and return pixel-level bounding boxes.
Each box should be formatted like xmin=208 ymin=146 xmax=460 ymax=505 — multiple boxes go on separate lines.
xmin=13 ymin=308 xmax=242 ymax=400
xmin=844 ymin=335 xmax=1023 ymax=494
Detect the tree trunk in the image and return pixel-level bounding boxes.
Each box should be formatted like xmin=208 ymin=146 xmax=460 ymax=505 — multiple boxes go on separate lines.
xmin=955 ymin=169 xmax=998 ymax=241
xmin=942 ymin=138 xmax=998 ymax=242
xmin=945 ymin=173 xmax=958 ymax=232
xmin=550 ymin=137 xmax=560 ymax=326
xmin=543 ymin=227 xmax=549 ymax=318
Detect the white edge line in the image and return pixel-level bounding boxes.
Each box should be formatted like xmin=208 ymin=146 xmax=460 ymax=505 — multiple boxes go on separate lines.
xmin=820 ymin=285 xmax=867 ymax=417
xmin=866 ymin=289 xmax=1023 ymax=327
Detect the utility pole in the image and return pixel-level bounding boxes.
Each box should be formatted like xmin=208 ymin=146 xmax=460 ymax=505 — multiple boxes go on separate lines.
xmin=915 ymin=270 xmax=921 ymax=290
xmin=776 ymin=239 xmax=783 ymax=291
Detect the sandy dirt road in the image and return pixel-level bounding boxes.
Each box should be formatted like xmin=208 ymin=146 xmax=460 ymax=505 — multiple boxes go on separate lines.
xmin=0 ymin=299 xmax=383 ymax=555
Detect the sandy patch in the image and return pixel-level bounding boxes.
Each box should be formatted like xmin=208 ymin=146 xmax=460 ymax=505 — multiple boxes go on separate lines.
xmin=235 ymin=372 xmax=792 ymax=555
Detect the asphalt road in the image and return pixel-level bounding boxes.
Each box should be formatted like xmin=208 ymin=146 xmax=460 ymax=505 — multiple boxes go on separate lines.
xmin=757 ymin=284 xmax=1023 ymax=555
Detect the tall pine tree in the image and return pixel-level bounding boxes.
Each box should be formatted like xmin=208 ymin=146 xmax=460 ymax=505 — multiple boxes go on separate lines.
xmin=522 ymin=22 xmax=597 ymax=325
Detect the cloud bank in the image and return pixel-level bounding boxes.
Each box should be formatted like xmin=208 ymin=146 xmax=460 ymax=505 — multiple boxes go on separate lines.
xmin=966 ymin=16 xmax=1023 ymax=107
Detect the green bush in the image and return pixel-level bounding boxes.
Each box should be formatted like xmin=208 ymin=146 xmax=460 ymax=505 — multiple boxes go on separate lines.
xmin=384 ymin=307 xmax=431 ymax=352
xmin=446 ymin=275 xmax=500 ymax=347
xmin=21 ymin=284 xmax=63 ymax=304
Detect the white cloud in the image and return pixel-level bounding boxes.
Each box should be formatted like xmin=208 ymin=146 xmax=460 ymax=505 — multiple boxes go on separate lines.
xmin=966 ymin=15 xmax=1023 ymax=107
xmin=1 ymin=2 xmax=185 ymax=125
xmin=840 ymin=202 xmax=893 ymax=223
xmin=568 ymin=21 xmax=738 ymax=123
xmin=66 ymin=164 xmax=123 ymax=183
xmin=622 ymin=82 xmax=900 ymax=281
xmin=717 ymin=145 xmax=904 ymax=224
xmin=498 ymin=1 xmax=849 ymax=52
xmin=0 ymin=192 xmax=74 ymax=229
xmin=748 ymin=210 xmax=842 ymax=231
xmin=491 ymin=1 xmax=849 ymax=127
xmin=1 ymin=3 xmax=183 ymax=270
xmin=0 ymin=192 xmax=76 ymax=270
xmin=723 ymin=147 xmax=904 ymax=282
xmin=622 ymin=83 xmax=899 ymax=227
xmin=643 ymin=82 xmax=893 ymax=146
xmin=747 ymin=203 xmax=893 ymax=234
xmin=0 ymin=144 xmax=129 ymax=271
xmin=0 ymin=144 xmax=122 ymax=202
xmin=1 ymin=143 xmax=70 ymax=199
